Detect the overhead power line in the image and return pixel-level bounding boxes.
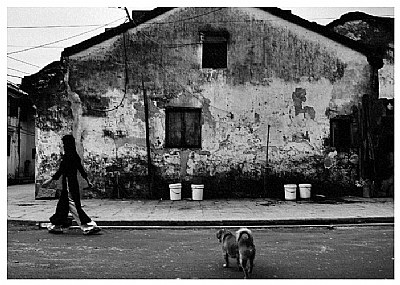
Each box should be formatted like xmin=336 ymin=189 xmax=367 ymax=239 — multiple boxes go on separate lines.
xmin=8 ymin=67 xmax=30 ymax=74
xmin=7 ymin=74 xmax=24 ymax=79
xmin=8 ymin=45 xmax=65 ymax=49
xmin=7 ymin=56 xmax=41 ymax=68
xmin=7 ymin=16 xmax=126 ymax=55
xmin=7 ymin=24 xmax=110 ymax=29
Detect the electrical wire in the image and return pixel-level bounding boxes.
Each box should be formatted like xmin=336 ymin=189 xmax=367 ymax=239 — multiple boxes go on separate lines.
xmin=7 ymin=16 xmax=126 ymax=55
xmin=8 ymin=45 xmax=65 ymax=49
xmin=64 ymin=8 xmax=232 ymax=115
xmin=131 ymin=11 xmax=233 ymax=115
xmin=8 ymin=24 xmax=112 ymax=29
xmin=7 ymin=74 xmax=24 ymax=79
xmin=7 ymin=56 xmax=41 ymax=68
xmin=75 ymin=32 xmax=129 ymax=113
xmin=8 ymin=67 xmax=30 ymax=74
xmin=70 ymin=9 xmax=223 ymax=113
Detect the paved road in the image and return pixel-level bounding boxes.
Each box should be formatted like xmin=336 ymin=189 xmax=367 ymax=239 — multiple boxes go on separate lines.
xmin=7 ymin=223 xmax=394 ymax=279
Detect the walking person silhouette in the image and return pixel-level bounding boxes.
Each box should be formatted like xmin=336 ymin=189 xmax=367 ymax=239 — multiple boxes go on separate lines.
xmin=42 ymin=134 xmax=101 ymax=235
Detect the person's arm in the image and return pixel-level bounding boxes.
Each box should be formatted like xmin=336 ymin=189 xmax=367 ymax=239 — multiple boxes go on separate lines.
xmin=76 ymin=157 xmax=93 ymax=188
xmin=42 ymin=159 xmax=65 ymax=187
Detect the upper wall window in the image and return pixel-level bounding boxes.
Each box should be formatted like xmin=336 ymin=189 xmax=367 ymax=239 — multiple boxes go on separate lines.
xmin=200 ymin=32 xmax=228 ymax=69
xmin=165 ymin=107 xmax=202 ymax=148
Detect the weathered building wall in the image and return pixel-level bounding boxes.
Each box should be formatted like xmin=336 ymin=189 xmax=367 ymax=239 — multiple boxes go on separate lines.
xmin=326 ymin=14 xmax=394 ymax=100
xmin=7 ymin=87 xmax=36 ymax=182
xmin=32 ymin=8 xmax=374 ymax=198
xmin=379 ymin=57 xmax=394 ymax=99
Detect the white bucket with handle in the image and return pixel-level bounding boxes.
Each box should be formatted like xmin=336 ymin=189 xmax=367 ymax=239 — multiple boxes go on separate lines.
xmin=191 ymin=184 xmax=204 ymax=201
xmin=169 ymin=183 xmax=182 ymax=200
xmin=284 ymin=184 xmax=297 ymax=200
xmin=299 ymin=184 xmax=312 ymax=199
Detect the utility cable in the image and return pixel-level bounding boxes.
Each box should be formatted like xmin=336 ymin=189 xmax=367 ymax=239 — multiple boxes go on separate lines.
xmin=7 ymin=16 xmax=126 ymax=55
xmin=7 ymin=74 xmax=24 ymax=79
xmin=8 ymin=45 xmax=65 ymax=49
xmin=77 ymin=31 xmax=129 ymax=113
xmin=8 ymin=67 xmax=30 ymax=74
xmin=7 ymin=56 xmax=41 ymax=68
xmin=8 ymin=24 xmax=112 ymax=29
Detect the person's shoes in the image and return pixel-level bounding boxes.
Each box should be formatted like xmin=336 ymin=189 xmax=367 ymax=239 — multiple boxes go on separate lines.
xmin=62 ymin=216 xmax=73 ymax=228
xmin=48 ymin=224 xmax=63 ymax=234
xmin=83 ymin=227 xmax=101 ymax=235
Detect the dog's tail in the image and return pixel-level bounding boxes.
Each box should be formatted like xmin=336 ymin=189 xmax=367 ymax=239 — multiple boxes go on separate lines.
xmin=236 ymin=228 xmax=253 ymax=243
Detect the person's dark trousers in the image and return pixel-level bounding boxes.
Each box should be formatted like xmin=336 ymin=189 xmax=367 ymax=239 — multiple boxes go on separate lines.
xmin=49 ymin=177 xmax=91 ymax=226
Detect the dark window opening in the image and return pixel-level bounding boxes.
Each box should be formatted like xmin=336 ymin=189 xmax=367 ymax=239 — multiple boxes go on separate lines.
xmin=330 ymin=117 xmax=355 ymax=149
xmin=8 ymin=97 xmax=18 ymax=118
xmin=32 ymin=148 xmax=36 ymax=160
xmin=7 ymin=135 xmax=11 ymax=156
xmin=201 ymin=33 xmax=228 ymax=69
xmin=20 ymin=105 xmax=28 ymax=121
xmin=165 ymin=108 xmax=202 ymax=148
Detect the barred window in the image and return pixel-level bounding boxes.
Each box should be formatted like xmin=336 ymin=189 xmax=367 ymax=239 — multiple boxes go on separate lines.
xmin=165 ymin=108 xmax=201 ymax=148
xmin=201 ymin=32 xmax=228 ymax=69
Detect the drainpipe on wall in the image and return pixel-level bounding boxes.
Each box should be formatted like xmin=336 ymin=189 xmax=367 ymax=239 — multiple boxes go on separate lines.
xmin=142 ymin=77 xmax=153 ymax=198
xmin=17 ymin=106 xmax=21 ymax=180
xmin=360 ymin=55 xmax=384 ymax=196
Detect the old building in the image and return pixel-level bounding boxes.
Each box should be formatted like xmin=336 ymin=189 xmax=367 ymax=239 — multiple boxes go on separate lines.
xmin=326 ymin=12 xmax=394 ymax=197
xmin=326 ymin=11 xmax=394 ymax=99
xmin=7 ymin=81 xmax=36 ymax=184
xmin=22 ymin=7 xmax=388 ymax=199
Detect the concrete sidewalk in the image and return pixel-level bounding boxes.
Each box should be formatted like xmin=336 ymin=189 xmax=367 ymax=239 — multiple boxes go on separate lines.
xmin=7 ymin=184 xmax=394 ymax=228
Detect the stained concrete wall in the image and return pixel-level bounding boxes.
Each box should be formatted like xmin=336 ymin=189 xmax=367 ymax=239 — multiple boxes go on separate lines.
xmin=33 ymin=8 xmax=374 ymax=198
xmin=379 ymin=58 xmax=394 ymax=99
xmin=7 ymin=99 xmax=36 ymax=181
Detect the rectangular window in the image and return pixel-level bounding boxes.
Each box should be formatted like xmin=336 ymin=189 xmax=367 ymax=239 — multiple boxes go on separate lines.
xmin=330 ymin=117 xmax=355 ymax=149
xmin=8 ymin=97 xmax=18 ymax=117
xmin=165 ymin=108 xmax=201 ymax=148
xmin=201 ymin=32 xmax=228 ymax=69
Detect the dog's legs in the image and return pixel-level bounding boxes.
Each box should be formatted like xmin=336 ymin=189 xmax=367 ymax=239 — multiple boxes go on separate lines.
xmin=249 ymin=258 xmax=254 ymax=274
xmin=223 ymin=253 xmax=229 ymax=268
xmin=240 ymin=259 xmax=249 ymax=279
xmin=236 ymin=257 xmax=242 ymax=271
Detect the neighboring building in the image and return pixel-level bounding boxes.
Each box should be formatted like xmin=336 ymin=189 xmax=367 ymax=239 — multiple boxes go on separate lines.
xmin=326 ymin=12 xmax=394 ymax=197
xmin=7 ymin=81 xmax=36 ymax=184
xmin=22 ymin=8 xmax=389 ymax=199
xmin=326 ymin=11 xmax=394 ymax=99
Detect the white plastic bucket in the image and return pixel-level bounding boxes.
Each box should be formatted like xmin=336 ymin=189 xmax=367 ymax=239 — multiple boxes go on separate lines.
xmin=284 ymin=184 xmax=297 ymax=200
xmin=299 ymin=184 xmax=312 ymax=199
xmin=191 ymin=184 xmax=204 ymax=201
xmin=169 ymin=183 xmax=182 ymax=200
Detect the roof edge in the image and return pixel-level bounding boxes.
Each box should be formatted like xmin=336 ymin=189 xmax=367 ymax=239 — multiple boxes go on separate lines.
xmin=62 ymin=7 xmax=175 ymax=57
xmin=62 ymin=7 xmax=379 ymax=60
xmin=258 ymin=8 xmax=377 ymax=58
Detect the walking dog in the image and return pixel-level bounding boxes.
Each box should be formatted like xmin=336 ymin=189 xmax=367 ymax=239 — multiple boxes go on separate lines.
xmin=216 ymin=228 xmax=256 ymax=278
xmin=216 ymin=229 xmax=240 ymax=270
xmin=236 ymin=228 xmax=256 ymax=278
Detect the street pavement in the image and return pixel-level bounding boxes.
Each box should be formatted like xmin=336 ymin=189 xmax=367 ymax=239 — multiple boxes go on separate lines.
xmin=7 ymin=184 xmax=394 ymax=228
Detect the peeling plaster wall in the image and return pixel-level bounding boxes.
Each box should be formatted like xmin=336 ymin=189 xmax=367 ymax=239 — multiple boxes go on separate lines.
xmin=39 ymin=8 xmax=373 ymax=198
xmin=379 ymin=59 xmax=394 ymax=99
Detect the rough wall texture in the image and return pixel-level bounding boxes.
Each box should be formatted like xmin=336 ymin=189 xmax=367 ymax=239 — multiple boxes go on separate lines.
xmin=327 ymin=15 xmax=394 ymax=99
xmin=32 ymin=8 xmax=374 ymax=198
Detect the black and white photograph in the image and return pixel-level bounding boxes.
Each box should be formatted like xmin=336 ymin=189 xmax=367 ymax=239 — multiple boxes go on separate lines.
xmin=5 ymin=0 xmax=395 ymax=280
